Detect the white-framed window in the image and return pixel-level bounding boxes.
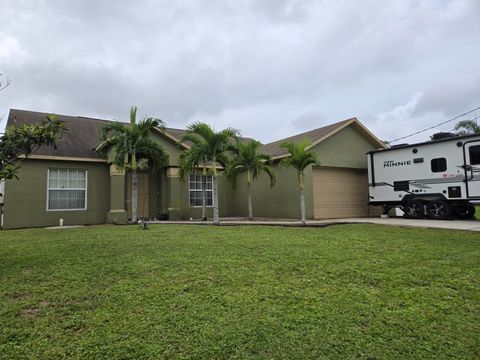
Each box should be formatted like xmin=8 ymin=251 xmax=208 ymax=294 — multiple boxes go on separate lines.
xmin=189 ymin=174 xmax=213 ymax=207
xmin=47 ymin=169 xmax=87 ymax=211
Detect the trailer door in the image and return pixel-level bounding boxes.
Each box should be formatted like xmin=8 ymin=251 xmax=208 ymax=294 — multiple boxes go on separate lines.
xmin=465 ymin=141 xmax=480 ymax=198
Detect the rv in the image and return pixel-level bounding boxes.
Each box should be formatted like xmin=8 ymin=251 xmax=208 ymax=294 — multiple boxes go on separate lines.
xmin=367 ymin=133 xmax=480 ymax=220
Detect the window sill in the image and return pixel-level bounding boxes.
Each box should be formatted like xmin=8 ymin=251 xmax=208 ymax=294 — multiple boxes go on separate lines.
xmin=46 ymin=208 xmax=87 ymax=212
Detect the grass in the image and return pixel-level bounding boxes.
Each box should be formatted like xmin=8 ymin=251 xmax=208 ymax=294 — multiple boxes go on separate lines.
xmin=1 ymin=224 xmax=479 ymax=359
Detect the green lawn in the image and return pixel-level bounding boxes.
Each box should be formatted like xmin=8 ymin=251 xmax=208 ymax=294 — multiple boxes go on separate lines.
xmin=1 ymin=224 xmax=479 ymax=359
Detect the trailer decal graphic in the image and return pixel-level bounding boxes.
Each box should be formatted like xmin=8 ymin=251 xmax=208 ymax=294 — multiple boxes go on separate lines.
xmin=383 ymin=160 xmax=412 ymax=168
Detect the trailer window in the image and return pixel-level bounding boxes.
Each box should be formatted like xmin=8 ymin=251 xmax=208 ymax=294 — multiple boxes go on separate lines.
xmin=469 ymin=145 xmax=480 ymax=165
xmin=431 ymin=158 xmax=447 ymax=173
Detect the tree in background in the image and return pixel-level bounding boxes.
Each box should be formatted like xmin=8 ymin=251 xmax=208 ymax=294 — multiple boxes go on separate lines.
xmin=97 ymin=106 xmax=169 ymax=223
xmin=454 ymin=119 xmax=480 ymax=135
xmin=280 ymin=139 xmax=320 ymax=225
xmin=0 ymin=114 xmax=65 ymax=183
xmin=226 ymin=140 xmax=276 ymax=221
xmin=181 ymin=123 xmax=238 ymax=225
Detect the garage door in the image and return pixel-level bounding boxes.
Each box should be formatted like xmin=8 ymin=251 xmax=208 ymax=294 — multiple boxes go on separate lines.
xmin=313 ymin=166 xmax=369 ymax=219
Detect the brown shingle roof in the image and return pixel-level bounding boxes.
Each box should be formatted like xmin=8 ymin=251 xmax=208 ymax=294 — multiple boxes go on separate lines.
xmin=6 ymin=109 xmax=193 ymax=160
xmin=6 ymin=109 xmax=112 ymax=160
xmin=163 ymin=127 xmax=257 ymax=147
xmin=261 ymin=118 xmax=355 ymax=157
xmin=6 ymin=109 xmax=377 ymax=161
xmin=5 ymin=109 xmax=257 ymax=160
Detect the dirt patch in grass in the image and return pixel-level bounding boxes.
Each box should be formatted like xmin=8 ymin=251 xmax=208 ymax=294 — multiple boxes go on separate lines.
xmin=20 ymin=307 xmax=40 ymax=318
xmin=6 ymin=291 xmax=32 ymax=302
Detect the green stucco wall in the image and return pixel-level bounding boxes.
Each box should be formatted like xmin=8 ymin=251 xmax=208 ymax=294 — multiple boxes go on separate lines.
xmin=2 ymin=160 xmax=109 ymax=229
xmin=228 ymin=164 xmax=314 ymax=220
xmin=150 ymin=132 xmax=184 ymax=167
xmin=310 ymin=125 xmax=379 ymax=168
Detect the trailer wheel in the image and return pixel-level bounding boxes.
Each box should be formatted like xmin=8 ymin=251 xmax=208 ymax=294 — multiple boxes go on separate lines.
xmin=426 ymin=200 xmax=450 ymax=220
xmin=404 ymin=200 xmax=424 ymax=219
xmin=454 ymin=204 xmax=476 ymax=220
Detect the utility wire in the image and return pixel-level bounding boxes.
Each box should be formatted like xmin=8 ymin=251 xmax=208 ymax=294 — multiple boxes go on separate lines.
xmin=388 ymin=105 xmax=480 ymax=143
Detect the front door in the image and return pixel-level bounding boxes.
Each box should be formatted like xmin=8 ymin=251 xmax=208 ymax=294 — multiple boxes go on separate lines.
xmin=127 ymin=172 xmax=150 ymax=219
xmin=465 ymin=141 xmax=480 ymax=198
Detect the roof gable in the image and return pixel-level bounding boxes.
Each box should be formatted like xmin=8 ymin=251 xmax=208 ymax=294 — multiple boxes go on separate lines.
xmin=262 ymin=118 xmax=386 ymax=159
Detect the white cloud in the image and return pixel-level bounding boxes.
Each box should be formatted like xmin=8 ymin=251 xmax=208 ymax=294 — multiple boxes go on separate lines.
xmin=0 ymin=0 xmax=479 ymax=143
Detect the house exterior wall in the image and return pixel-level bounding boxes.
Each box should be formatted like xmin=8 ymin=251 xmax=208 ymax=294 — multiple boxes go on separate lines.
xmin=310 ymin=125 xmax=380 ymax=168
xmin=226 ymin=125 xmax=381 ymax=220
xmin=228 ymin=164 xmax=315 ymax=219
xmin=1 ymin=122 xmax=384 ymax=228
xmin=2 ymin=160 xmax=109 ymax=229
xmin=150 ymin=131 xmax=184 ymax=166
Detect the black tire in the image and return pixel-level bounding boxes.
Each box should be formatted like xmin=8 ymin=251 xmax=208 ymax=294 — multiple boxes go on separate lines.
xmin=454 ymin=204 xmax=476 ymax=220
xmin=426 ymin=200 xmax=451 ymax=220
xmin=404 ymin=200 xmax=424 ymax=219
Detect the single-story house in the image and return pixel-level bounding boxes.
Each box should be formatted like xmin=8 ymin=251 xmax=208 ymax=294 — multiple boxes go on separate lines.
xmin=1 ymin=108 xmax=386 ymax=229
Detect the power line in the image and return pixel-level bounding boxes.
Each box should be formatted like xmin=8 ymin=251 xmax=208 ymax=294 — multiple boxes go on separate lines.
xmin=388 ymin=105 xmax=480 ymax=143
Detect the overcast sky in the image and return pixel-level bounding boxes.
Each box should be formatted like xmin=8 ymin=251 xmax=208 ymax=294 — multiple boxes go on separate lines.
xmin=1 ymin=0 xmax=479 ymax=144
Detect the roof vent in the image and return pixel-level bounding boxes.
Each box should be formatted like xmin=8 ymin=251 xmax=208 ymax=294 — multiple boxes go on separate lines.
xmin=431 ymin=132 xmax=457 ymax=141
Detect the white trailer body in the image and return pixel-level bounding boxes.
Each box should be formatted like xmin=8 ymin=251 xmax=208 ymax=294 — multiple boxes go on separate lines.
xmin=367 ymin=134 xmax=480 ymax=219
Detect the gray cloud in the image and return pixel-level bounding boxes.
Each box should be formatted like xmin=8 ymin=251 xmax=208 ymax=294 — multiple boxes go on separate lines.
xmin=1 ymin=0 xmax=479 ymax=144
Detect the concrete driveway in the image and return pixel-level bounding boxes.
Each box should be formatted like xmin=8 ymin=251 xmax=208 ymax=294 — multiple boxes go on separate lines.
xmin=323 ymin=217 xmax=480 ymax=232
xmin=155 ymin=217 xmax=480 ymax=232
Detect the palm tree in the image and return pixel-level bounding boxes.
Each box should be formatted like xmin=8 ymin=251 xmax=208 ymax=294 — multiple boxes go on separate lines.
xmin=178 ymin=145 xmax=209 ymax=221
xmin=226 ymin=140 xmax=276 ymax=220
xmin=280 ymin=139 xmax=319 ymax=225
xmin=97 ymin=106 xmax=169 ymax=223
xmin=181 ymin=122 xmax=239 ymax=225
xmin=454 ymin=119 xmax=480 ymax=135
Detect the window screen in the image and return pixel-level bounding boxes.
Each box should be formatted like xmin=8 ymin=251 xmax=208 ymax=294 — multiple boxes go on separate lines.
xmin=47 ymin=169 xmax=87 ymax=210
xmin=189 ymin=174 xmax=213 ymax=207
xmin=431 ymin=158 xmax=447 ymax=173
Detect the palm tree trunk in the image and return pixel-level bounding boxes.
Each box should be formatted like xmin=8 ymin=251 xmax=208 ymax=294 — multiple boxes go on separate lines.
xmin=201 ymin=176 xmax=207 ymax=221
xmin=300 ymin=188 xmax=306 ymax=226
xmin=202 ymin=163 xmax=207 ymax=221
xmin=213 ymin=174 xmax=219 ymax=225
xmin=247 ymin=170 xmax=253 ymax=221
xmin=299 ymin=172 xmax=306 ymax=226
xmin=132 ymin=169 xmax=138 ymax=223
xmin=247 ymin=184 xmax=253 ymax=221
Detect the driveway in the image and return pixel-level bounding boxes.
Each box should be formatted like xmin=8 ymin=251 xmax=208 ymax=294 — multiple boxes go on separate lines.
xmin=324 ymin=217 xmax=480 ymax=232
xmin=155 ymin=217 xmax=480 ymax=232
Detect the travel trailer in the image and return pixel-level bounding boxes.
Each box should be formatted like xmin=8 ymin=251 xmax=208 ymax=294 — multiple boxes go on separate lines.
xmin=368 ymin=133 xmax=480 ymax=219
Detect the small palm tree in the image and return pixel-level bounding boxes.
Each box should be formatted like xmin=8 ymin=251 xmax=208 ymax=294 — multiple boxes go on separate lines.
xmin=97 ymin=106 xmax=169 ymax=223
xmin=454 ymin=119 xmax=480 ymax=135
xmin=280 ymin=139 xmax=319 ymax=225
xmin=181 ymin=122 xmax=239 ymax=225
xmin=226 ymin=140 xmax=276 ymax=220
